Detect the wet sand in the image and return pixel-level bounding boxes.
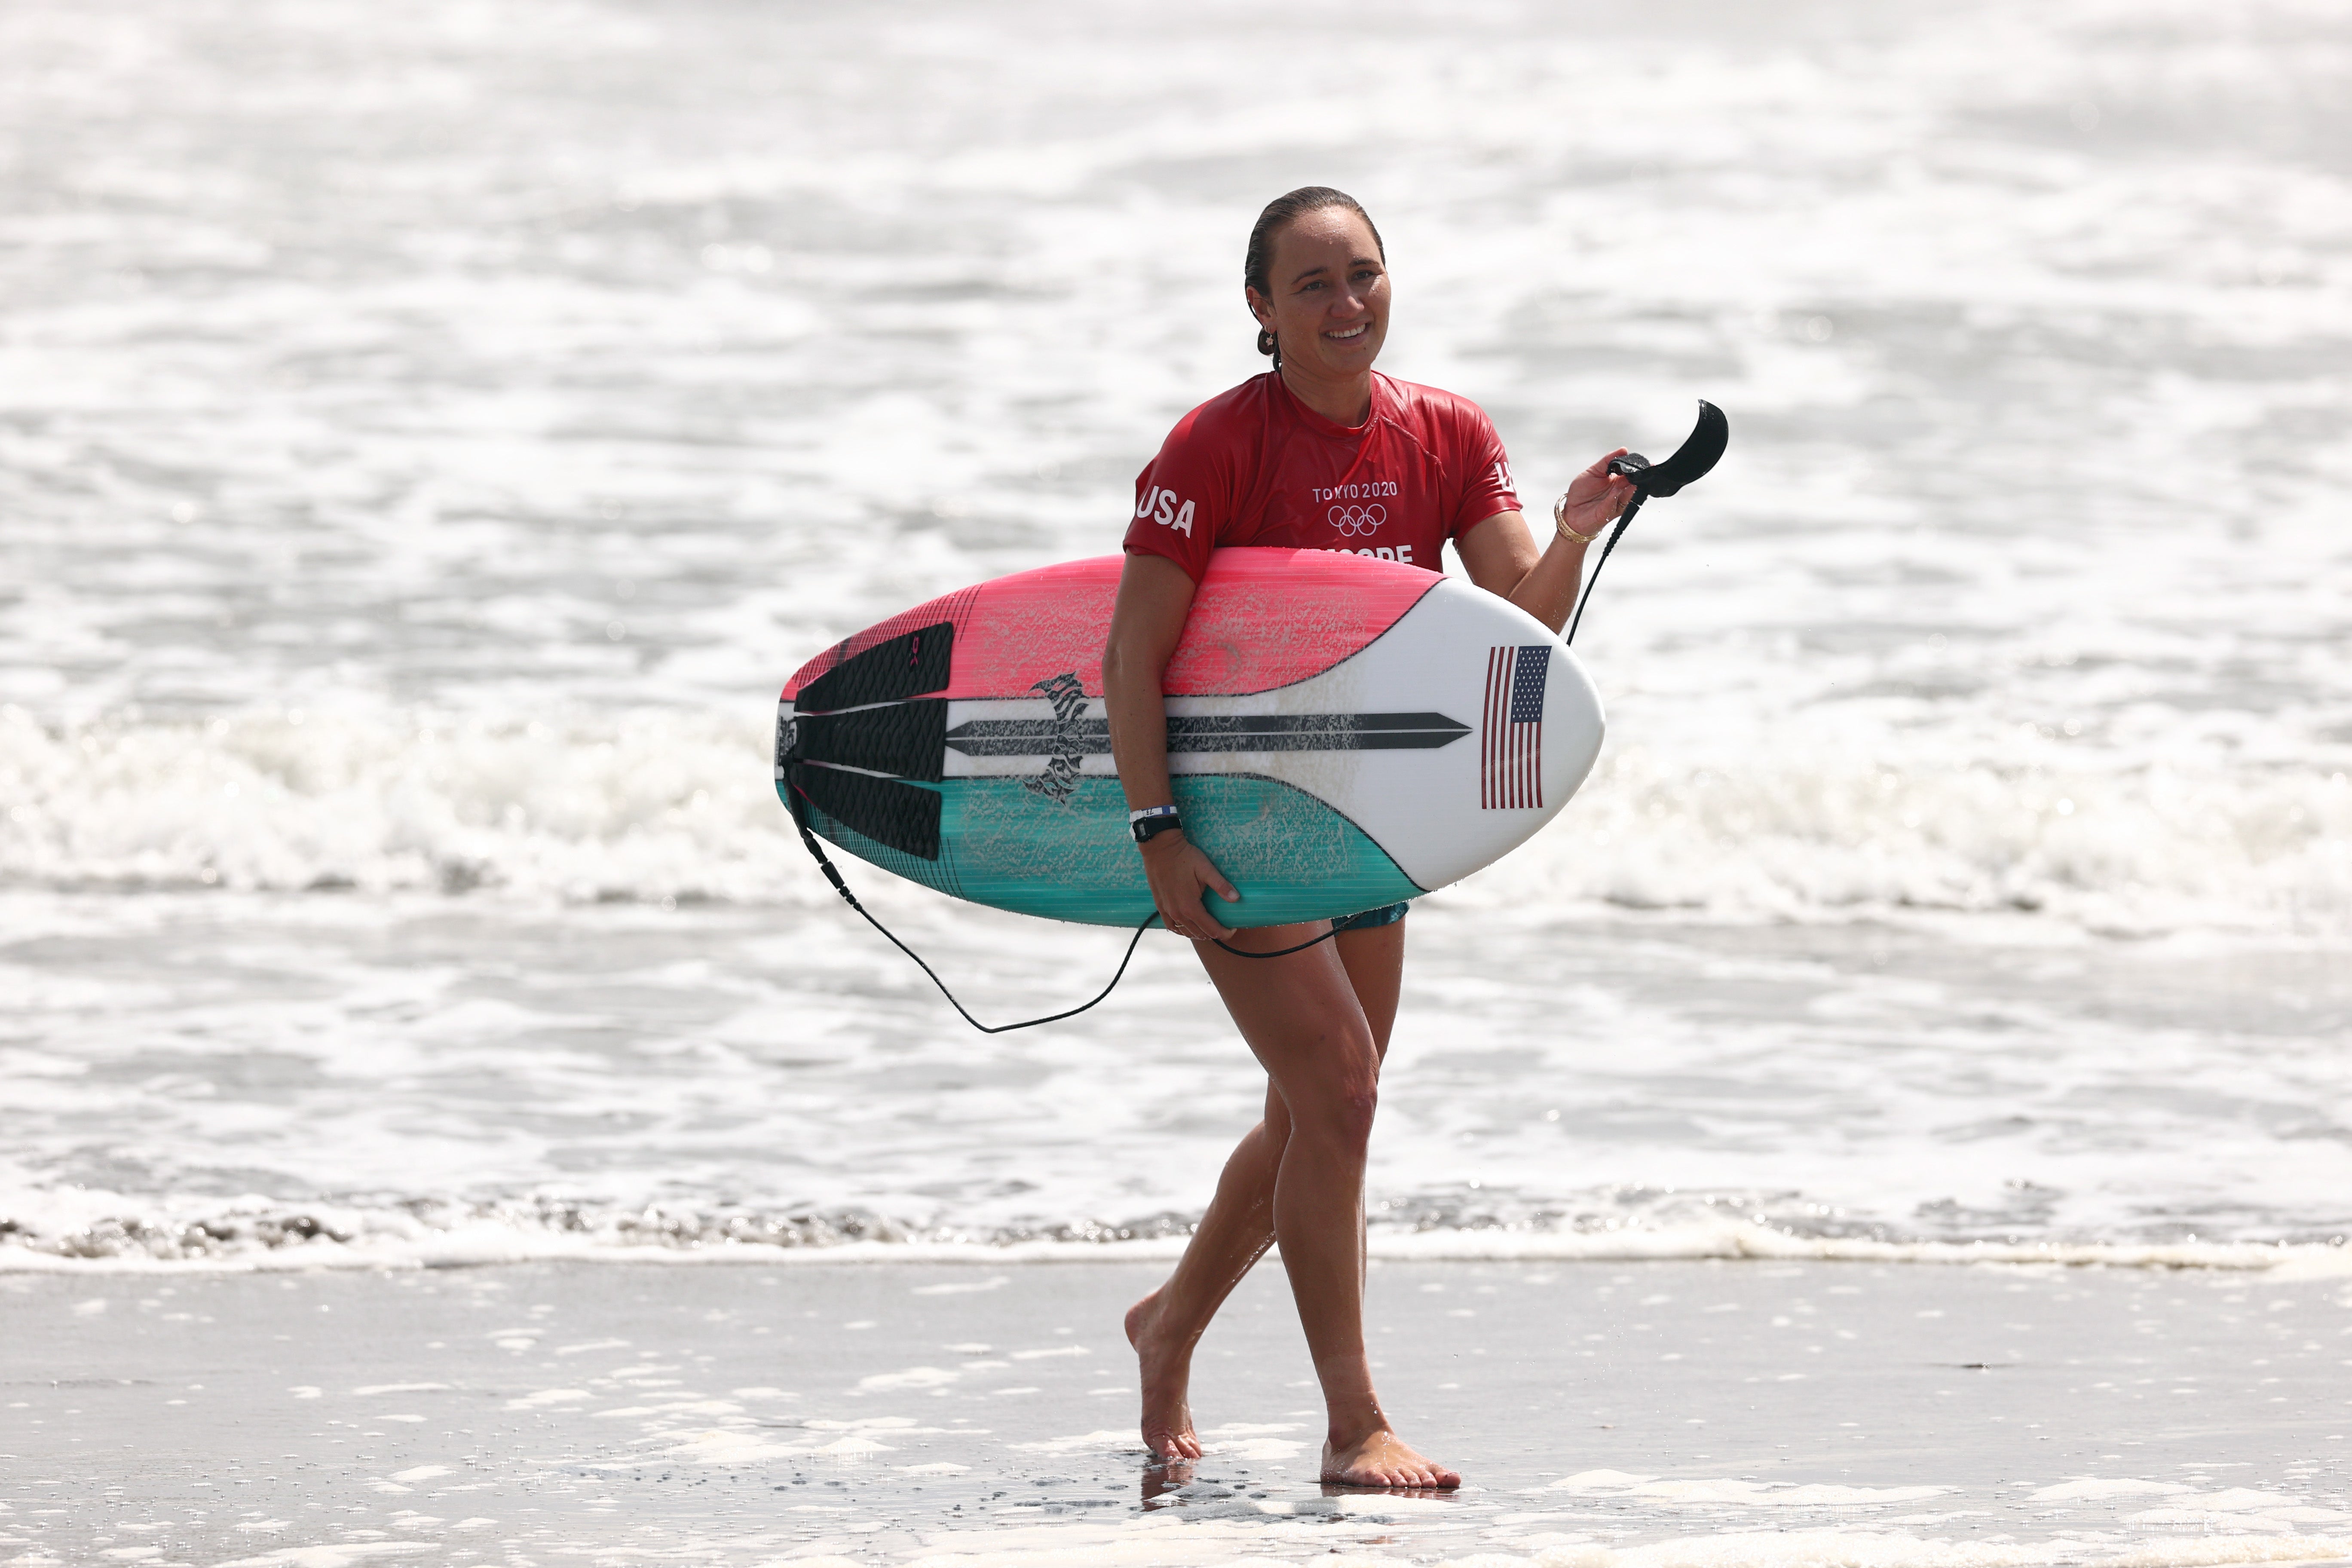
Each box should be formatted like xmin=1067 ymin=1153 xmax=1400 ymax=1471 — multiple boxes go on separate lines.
xmin=6 ymin=1257 xmax=2349 ymax=1566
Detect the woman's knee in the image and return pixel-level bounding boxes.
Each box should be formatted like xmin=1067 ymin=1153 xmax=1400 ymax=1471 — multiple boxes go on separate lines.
xmin=1286 ymin=1046 xmax=1380 ymax=1147
xmin=1316 ymin=1084 xmax=1378 ymax=1148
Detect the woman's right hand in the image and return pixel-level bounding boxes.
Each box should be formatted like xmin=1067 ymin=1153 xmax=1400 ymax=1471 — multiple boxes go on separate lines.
xmin=1140 ymin=832 xmax=1240 ymax=941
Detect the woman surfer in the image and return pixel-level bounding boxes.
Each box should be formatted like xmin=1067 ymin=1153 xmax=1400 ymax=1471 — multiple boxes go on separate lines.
xmin=1102 ymin=187 xmax=1635 ymax=1489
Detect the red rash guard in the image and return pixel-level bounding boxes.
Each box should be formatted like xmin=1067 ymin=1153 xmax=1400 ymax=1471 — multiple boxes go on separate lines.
xmin=1121 ymin=370 xmax=1522 ymax=580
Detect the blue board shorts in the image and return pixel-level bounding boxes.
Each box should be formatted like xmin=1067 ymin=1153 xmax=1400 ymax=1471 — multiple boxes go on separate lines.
xmin=1333 ymin=901 xmax=1410 ymax=932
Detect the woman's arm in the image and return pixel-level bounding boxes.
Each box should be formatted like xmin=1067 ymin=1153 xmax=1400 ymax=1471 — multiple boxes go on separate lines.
xmin=1102 ymin=553 xmax=1242 ymax=940
xmin=1452 ymin=449 xmax=1634 ymax=633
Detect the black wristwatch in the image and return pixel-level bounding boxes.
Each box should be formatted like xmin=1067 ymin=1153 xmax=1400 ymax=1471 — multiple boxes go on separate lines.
xmin=1129 ymin=805 xmax=1183 ymax=846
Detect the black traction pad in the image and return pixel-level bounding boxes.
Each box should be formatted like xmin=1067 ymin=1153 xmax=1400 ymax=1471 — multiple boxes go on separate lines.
xmin=796 ymin=622 xmax=955 ymax=713
xmin=796 ymin=699 xmax=948 ymax=781
xmin=794 ymin=766 xmax=943 ymax=861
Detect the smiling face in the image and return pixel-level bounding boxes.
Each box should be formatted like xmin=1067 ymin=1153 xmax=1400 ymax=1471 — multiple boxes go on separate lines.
xmin=1247 ymin=206 xmax=1390 ymax=390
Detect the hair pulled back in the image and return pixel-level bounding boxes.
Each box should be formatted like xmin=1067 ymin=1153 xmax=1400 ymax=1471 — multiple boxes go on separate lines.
xmin=1244 ymin=186 xmax=1385 ymax=368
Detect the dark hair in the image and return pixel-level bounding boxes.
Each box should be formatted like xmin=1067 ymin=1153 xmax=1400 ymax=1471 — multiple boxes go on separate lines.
xmin=1245 ymin=187 xmax=1385 ymax=368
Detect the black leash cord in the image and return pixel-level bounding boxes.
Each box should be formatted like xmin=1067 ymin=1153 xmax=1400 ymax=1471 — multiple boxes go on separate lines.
xmin=1564 ymin=490 xmax=1646 ymax=648
xmin=789 ymin=787 xmax=1345 ymax=1030
xmin=1212 ymin=925 xmax=1342 ymax=959
xmin=791 ymin=804 xmax=1154 ymax=1034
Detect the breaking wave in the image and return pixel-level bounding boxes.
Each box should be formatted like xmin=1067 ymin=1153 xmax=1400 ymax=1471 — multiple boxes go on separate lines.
xmin=4 ymin=704 xmax=2348 ymax=934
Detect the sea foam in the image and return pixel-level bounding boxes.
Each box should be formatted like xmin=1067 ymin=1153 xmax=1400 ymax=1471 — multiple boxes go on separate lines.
xmin=5 ymin=704 xmax=2345 ymax=934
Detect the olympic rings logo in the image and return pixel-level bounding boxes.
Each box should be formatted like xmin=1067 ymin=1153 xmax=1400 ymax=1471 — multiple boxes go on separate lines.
xmin=1327 ymin=504 xmax=1386 ymax=537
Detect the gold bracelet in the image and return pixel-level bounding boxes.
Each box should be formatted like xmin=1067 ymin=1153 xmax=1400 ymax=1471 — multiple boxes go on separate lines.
xmin=1553 ymin=493 xmax=1602 ymax=546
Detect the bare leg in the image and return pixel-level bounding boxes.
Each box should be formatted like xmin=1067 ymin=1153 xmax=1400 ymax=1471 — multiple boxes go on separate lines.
xmin=1330 ymin=919 xmax=1403 ymax=1301
xmin=1330 ymin=919 xmax=1404 ymax=1059
xmin=1126 ymin=1081 xmax=1286 ymax=1460
xmin=1130 ymin=917 xmax=1452 ymax=1488
xmin=1127 ymin=919 xmax=1406 ymax=1461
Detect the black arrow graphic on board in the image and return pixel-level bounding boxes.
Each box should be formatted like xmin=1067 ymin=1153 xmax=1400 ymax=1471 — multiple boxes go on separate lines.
xmin=943 ymin=712 xmax=1470 ymax=757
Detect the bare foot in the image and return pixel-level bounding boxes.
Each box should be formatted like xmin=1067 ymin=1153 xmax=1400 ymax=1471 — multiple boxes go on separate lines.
xmin=1124 ymin=1289 xmax=1202 ymax=1461
xmin=1320 ymin=1427 xmax=1460 ymax=1489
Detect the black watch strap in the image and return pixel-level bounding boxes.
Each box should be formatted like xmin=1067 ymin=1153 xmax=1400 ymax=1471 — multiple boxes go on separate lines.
xmin=1130 ymin=807 xmax=1184 ymax=845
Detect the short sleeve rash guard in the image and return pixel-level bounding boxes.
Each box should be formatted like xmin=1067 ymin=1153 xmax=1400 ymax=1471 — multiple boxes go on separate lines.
xmin=1121 ymin=371 xmax=1521 ymax=580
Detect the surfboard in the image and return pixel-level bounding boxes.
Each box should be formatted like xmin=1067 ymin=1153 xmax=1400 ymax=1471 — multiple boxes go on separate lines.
xmin=775 ymin=548 xmax=1604 ymax=928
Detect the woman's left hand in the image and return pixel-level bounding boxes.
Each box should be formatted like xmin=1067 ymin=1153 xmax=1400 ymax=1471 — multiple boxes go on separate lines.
xmin=1555 ymin=447 xmax=1637 ymax=542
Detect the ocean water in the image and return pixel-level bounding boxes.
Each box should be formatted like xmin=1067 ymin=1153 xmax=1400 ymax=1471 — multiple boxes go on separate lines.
xmin=4 ymin=0 xmax=2351 ymax=1273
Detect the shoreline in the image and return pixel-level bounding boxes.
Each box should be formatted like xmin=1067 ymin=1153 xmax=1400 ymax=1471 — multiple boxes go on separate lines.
xmin=6 ymin=1226 xmax=2350 ymax=1277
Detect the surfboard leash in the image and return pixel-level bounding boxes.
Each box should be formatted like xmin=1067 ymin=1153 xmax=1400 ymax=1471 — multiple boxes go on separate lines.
xmin=788 ymin=791 xmax=1157 ymax=1034
xmin=787 ymin=784 xmax=1348 ymax=1029
xmin=1565 ymin=398 xmax=1729 ymax=648
xmin=1563 ymin=494 xmax=1641 ymax=648
xmin=1210 ymin=927 xmax=1344 ymax=959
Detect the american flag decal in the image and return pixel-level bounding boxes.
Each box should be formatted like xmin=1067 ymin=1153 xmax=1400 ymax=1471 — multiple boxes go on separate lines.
xmin=1480 ymin=645 xmax=1551 ymax=808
